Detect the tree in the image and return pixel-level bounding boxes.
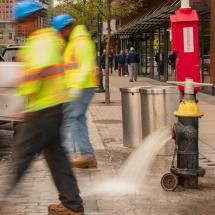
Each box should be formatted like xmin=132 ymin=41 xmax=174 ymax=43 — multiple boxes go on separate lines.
xmin=53 ymin=0 xmax=98 ymax=33
xmin=54 ymin=0 xmax=146 ymax=104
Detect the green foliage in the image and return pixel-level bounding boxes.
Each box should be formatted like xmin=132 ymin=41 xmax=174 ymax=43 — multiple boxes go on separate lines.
xmin=53 ymin=0 xmax=98 ymax=33
xmin=111 ymin=0 xmax=145 ymax=18
xmin=53 ymin=0 xmax=146 ymax=33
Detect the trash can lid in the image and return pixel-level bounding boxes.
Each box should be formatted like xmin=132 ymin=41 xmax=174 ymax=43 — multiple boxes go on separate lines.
xmin=120 ymin=86 xmax=152 ymax=93
xmin=140 ymin=85 xmax=178 ymax=94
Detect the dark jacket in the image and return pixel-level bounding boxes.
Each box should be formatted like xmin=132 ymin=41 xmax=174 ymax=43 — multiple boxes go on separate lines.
xmin=169 ymin=53 xmax=176 ymax=69
xmin=117 ymin=54 xmax=126 ymax=64
xmin=100 ymin=54 xmax=106 ymax=69
xmin=127 ymin=51 xmax=139 ymax=64
xmin=109 ymin=52 xmax=114 ymax=67
xmin=155 ymin=53 xmax=159 ymax=64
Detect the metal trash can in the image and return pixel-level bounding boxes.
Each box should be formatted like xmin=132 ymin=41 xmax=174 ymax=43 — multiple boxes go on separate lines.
xmin=140 ymin=86 xmax=179 ymax=154
xmin=120 ymin=86 xmax=152 ymax=148
xmin=140 ymin=86 xmax=179 ymax=137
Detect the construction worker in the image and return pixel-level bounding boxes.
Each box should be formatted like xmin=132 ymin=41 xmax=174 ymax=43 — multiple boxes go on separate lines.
xmin=7 ymin=1 xmax=84 ymax=215
xmin=52 ymin=14 xmax=98 ymax=168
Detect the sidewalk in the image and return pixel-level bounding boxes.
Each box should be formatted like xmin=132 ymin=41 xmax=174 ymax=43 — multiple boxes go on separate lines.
xmin=106 ymin=74 xmax=215 ymax=165
xmin=89 ymin=74 xmax=215 ymax=214
xmin=0 ymin=74 xmax=215 ymax=214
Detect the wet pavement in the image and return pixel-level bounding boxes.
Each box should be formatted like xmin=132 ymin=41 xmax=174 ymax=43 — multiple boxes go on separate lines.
xmin=1 ymin=74 xmax=215 ymax=214
xmin=0 ymin=124 xmax=13 ymax=161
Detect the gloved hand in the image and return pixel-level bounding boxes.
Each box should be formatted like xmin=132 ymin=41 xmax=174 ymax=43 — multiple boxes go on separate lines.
xmin=68 ymin=88 xmax=82 ymax=100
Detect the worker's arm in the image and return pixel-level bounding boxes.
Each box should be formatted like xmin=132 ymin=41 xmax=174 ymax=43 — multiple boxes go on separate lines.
xmin=73 ymin=39 xmax=96 ymax=89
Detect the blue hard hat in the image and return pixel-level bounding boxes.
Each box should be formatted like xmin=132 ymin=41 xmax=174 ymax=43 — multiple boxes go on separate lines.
xmin=52 ymin=14 xmax=74 ymax=31
xmin=13 ymin=0 xmax=43 ymax=21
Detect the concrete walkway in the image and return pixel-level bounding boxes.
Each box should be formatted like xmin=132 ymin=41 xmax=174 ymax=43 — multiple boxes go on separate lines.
xmin=0 ymin=74 xmax=215 ymax=215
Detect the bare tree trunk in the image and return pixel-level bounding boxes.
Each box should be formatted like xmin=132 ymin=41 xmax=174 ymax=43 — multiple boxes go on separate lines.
xmin=105 ymin=0 xmax=111 ymax=104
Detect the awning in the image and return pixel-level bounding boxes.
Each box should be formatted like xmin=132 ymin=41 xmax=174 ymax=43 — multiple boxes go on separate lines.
xmin=113 ymin=1 xmax=210 ymax=36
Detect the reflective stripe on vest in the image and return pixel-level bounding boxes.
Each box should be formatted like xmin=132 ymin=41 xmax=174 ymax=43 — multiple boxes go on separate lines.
xmin=19 ymin=65 xmax=64 ymax=84
xmin=64 ymin=63 xmax=79 ymax=70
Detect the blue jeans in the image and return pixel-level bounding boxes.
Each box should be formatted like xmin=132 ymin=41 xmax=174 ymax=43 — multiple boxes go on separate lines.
xmin=62 ymin=88 xmax=95 ymax=157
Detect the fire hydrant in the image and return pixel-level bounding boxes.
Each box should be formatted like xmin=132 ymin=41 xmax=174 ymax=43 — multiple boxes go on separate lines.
xmin=161 ymin=79 xmax=212 ymax=191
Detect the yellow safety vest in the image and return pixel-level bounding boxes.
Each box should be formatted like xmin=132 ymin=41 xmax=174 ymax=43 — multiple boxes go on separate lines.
xmin=64 ymin=25 xmax=98 ymax=89
xmin=17 ymin=27 xmax=69 ymax=112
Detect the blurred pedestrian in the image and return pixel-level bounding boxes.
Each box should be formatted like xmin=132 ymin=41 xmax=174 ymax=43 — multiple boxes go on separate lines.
xmin=155 ymin=52 xmax=159 ymax=72
xmin=100 ymin=49 xmax=106 ymax=88
xmin=114 ymin=53 xmax=118 ymax=73
xmin=101 ymin=49 xmax=106 ymax=73
xmin=117 ymin=50 xmax=126 ymax=76
xmin=100 ymin=50 xmax=106 ymax=88
xmin=159 ymin=51 xmax=165 ymax=76
xmin=124 ymin=49 xmax=129 ymax=76
xmin=155 ymin=51 xmax=164 ymax=76
xmin=52 ymin=14 xmax=98 ymax=169
xmin=127 ymin=47 xmax=139 ymax=82
xmin=109 ymin=49 xmax=114 ymax=75
xmin=8 ymin=2 xmax=84 ymax=215
xmin=169 ymin=51 xmax=176 ymax=76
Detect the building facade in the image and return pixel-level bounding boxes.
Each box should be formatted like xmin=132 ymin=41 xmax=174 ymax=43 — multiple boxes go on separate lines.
xmin=0 ymin=0 xmax=16 ymax=46
xmin=111 ymin=0 xmax=211 ymax=91
xmin=0 ymin=0 xmax=49 ymax=47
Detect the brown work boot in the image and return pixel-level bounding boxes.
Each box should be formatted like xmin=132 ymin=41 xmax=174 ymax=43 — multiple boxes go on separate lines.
xmin=48 ymin=203 xmax=84 ymax=215
xmin=71 ymin=155 xmax=97 ymax=169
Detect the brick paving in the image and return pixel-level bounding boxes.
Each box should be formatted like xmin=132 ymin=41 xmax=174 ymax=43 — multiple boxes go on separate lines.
xmin=1 ymin=74 xmax=215 ymax=214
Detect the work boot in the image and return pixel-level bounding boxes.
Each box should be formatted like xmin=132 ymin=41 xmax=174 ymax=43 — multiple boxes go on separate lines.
xmin=71 ymin=155 xmax=97 ymax=169
xmin=48 ymin=203 xmax=84 ymax=215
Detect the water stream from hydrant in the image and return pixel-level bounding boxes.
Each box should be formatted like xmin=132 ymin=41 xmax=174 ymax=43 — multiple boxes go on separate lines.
xmin=83 ymin=126 xmax=172 ymax=197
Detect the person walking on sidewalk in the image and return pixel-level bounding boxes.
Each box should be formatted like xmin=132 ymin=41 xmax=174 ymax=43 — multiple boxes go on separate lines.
xmin=100 ymin=49 xmax=106 ymax=73
xmin=108 ymin=49 xmax=114 ymax=75
xmin=8 ymin=2 xmax=84 ymax=215
xmin=127 ymin=47 xmax=139 ymax=82
xmin=100 ymin=50 xmax=106 ymax=88
xmin=169 ymin=51 xmax=176 ymax=77
xmin=124 ymin=49 xmax=129 ymax=76
xmin=114 ymin=52 xmax=118 ymax=73
xmin=117 ymin=50 xmax=126 ymax=76
xmin=52 ymin=14 xmax=98 ymax=169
